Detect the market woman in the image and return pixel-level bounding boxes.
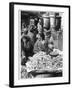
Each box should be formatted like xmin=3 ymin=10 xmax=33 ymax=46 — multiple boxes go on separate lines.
xmin=33 ymin=33 xmax=45 ymax=54
xmin=21 ymin=35 xmax=34 ymax=65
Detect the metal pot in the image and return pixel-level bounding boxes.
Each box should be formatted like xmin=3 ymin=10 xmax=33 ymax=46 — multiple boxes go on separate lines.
xmin=42 ymin=13 xmax=50 ymax=30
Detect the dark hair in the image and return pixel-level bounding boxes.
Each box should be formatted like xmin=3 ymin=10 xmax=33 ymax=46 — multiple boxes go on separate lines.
xmin=22 ymin=35 xmax=31 ymax=42
xmin=39 ymin=33 xmax=45 ymax=40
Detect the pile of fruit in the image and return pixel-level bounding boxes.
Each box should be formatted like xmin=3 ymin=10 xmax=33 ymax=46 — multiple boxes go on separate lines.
xmin=26 ymin=50 xmax=63 ymax=72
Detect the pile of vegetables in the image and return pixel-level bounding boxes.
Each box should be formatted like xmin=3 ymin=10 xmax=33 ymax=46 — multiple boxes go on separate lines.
xmin=26 ymin=50 xmax=63 ymax=72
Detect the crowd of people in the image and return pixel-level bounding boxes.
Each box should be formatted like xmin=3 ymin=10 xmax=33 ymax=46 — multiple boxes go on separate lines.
xmin=21 ymin=18 xmax=58 ymax=65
